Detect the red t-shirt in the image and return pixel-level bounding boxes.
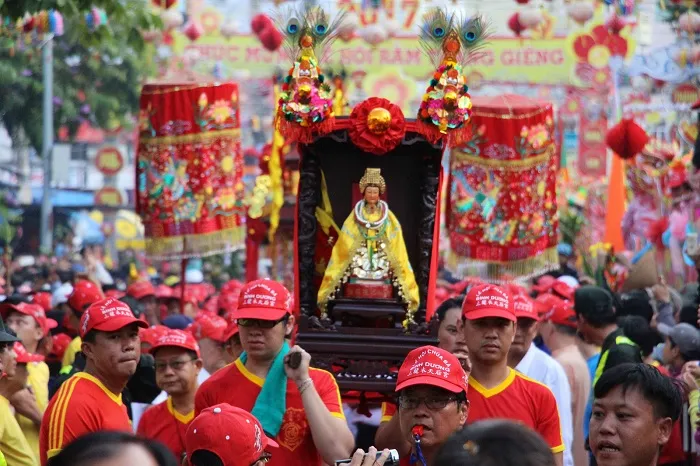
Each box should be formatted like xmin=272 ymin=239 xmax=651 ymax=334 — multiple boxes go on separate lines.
xmin=380 ymin=401 xmax=397 ymax=423
xmin=195 ymin=359 xmax=345 ymax=466
xmin=137 ymin=397 xmax=193 ymax=461
xmin=467 ymin=368 xmax=564 ymax=453
xmin=39 ymin=372 xmax=131 ymax=465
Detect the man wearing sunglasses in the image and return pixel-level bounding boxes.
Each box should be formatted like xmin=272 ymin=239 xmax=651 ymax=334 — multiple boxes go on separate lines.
xmin=138 ymin=329 xmax=203 ymax=460
xmin=185 ymin=403 xmax=277 ymax=466
xmin=195 ymin=279 xmax=354 ymax=466
xmin=393 ymin=345 xmax=470 ymax=466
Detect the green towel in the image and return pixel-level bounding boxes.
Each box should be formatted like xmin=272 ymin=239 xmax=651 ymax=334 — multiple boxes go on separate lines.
xmin=239 ymin=341 xmax=290 ymax=437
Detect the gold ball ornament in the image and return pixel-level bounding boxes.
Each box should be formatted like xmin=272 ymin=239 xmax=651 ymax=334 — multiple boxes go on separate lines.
xmin=444 ymin=90 xmax=458 ymax=108
xmin=367 ymin=107 xmax=392 ymax=134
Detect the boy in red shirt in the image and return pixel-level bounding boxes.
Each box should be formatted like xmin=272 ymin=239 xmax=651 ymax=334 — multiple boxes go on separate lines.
xmin=138 ymin=329 xmax=202 ymax=462
xmin=461 ymin=284 xmax=565 ymax=466
xmin=39 ymin=297 xmax=148 ymax=465
xmin=195 ymin=279 xmax=354 ymax=466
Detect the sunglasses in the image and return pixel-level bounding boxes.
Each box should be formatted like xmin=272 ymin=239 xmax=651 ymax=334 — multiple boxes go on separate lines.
xmin=398 ymin=395 xmax=459 ymax=410
xmin=237 ymin=317 xmax=287 ymax=329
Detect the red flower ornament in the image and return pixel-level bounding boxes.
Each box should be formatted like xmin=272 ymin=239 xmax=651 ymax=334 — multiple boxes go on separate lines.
xmin=348 ymin=98 xmax=406 ymax=155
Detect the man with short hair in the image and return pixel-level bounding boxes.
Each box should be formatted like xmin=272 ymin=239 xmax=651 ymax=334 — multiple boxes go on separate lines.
xmin=375 ymin=297 xmax=469 ymax=452
xmin=461 ymin=284 xmax=564 ymax=466
xmin=2 ymin=302 xmax=56 ymax=459
xmin=185 ymin=403 xmax=278 ymax=466
xmin=39 ymin=297 xmax=148 ymax=465
xmin=393 ymin=346 xmax=469 ymax=466
xmin=589 ymin=363 xmax=681 ymax=466
xmin=61 ymin=280 xmax=103 ymax=370
xmin=508 ymin=292 xmax=574 ymax=466
xmin=195 ymin=279 xmax=354 ymax=466
xmin=138 ymin=329 xmax=202 ymax=461
xmin=540 ymin=299 xmax=591 ymax=466
xmin=127 ymin=280 xmax=160 ymax=326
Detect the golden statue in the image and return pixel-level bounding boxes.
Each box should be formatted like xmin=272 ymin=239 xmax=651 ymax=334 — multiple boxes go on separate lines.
xmin=318 ymin=168 xmax=420 ymax=324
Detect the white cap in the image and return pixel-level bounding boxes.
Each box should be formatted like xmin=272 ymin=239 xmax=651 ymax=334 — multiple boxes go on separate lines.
xmin=52 ymin=283 xmax=74 ymax=307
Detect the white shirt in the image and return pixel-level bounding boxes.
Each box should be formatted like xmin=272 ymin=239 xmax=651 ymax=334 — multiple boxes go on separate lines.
xmin=516 ymin=344 xmax=574 ymax=466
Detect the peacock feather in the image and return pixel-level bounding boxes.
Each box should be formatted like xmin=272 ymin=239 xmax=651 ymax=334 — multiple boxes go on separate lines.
xmin=277 ymin=2 xmax=345 ymax=64
xmin=457 ymin=15 xmax=491 ymax=66
xmin=418 ymin=7 xmax=491 ymax=68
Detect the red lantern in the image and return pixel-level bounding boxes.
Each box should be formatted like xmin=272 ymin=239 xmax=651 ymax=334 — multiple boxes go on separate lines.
xmin=183 ymin=21 xmax=203 ymax=42
xmin=258 ymin=25 xmax=283 ymax=52
xmin=515 ymin=0 xmax=530 ymax=3
xmin=151 ymin=0 xmax=177 ymax=9
xmin=605 ymin=118 xmax=650 ymax=160
xmin=508 ymin=13 xmax=525 ymax=37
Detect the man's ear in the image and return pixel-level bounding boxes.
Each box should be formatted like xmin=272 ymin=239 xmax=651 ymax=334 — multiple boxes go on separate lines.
xmin=657 ymin=417 xmax=673 ymax=446
xmin=285 ymin=314 xmax=296 ymax=337
xmin=459 ymin=400 xmax=469 ymax=426
xmin=81 ymin=341 xmax=93 ymax=360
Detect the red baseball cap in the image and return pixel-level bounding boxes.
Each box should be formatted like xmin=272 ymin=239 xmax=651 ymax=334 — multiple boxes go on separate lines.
xmin=532 ymin=275 xmax=557 ymax=294
xmin=0 ymin=302 xmax=58 ymax=336
xmin=32 ymin=292 xmax=52 ymax=312
xmin=203 ymin=295 xmax=219 ymax=314
xmin=155 ymin=285 xmax=174 ymax=299
xmin=223 ymin=322 xmax=239 ymax=341
xmin=105 ymin=289 xmax=126 ymax=300
xmin=543 ymin=302 xmax=578 ymax=329
xmin=218 ymin=293 xmax=239 ymax=314
xmin=188 ymin=313 xmax=228 ymax=343
xmin=139 ymin=325 xmax=170 ymax=347
xmin=149 ymin=329 xmax=200 ymax=357
xmin=233 ymin=280 xmax=293 ymax=321
xmin=14 ymin=342 xmax=44 ymax=364
xmin=185 ymin=403 xmax=278 ymax=466
xmin=396 ymin=346 xmax=468 ymax=394
xmin=220 ymin=279 xmax=244 ymax=296
xmin=127 ymin=281 xmax=156 ymax=300
xmin=534 ymin=293 xmax=567 ymax=315
xmin=68 ymin=280 xmax=104 ymax=314
xmin=512 ymin=293 xmax=539 ymax=321
xmin=50 ymin=333 xmax=73 ymax=360
xmin=461 ymin=284 xmax=515 ymax=322
xmin=79 ymin=298 xmax=148 ymax=338
xmin=552 ymin=281 xmax=576 ymax=301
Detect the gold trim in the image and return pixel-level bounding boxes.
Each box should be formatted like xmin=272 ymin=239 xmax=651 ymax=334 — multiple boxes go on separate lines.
xmin=452 ymin=150 xmax=551 ymax=170
xmin=139 ymin=128 xmax=241 ymax=145
xmin=472 ymin=106 xmax=551 ymax=120
xmin=145 ymin=225 xmax=246 ymax=260
xmin=446 ymin=246 xmax=559 ymax=282
xmin=140 ymin=82 xmax=236 ymax=95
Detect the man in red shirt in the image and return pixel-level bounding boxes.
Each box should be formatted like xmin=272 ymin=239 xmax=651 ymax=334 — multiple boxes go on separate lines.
xmin=195 ymin=279 xmax=354 ymax=466
xmin=393 ymin=345 xmax=469 ymax=466
xmin=39 ymin=297 xmax=148 ymax=465
xmin=461 ymin=284 xmax=565 ymax=466
xmin=138 ymin=329 xmax=202 ymax=461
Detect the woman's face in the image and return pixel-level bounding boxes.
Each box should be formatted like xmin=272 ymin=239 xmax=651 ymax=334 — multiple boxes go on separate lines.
xmin=89 ymin=445 xmax=158 ymax=466
xmin=364 ymin=186 xmax=380 ymax=205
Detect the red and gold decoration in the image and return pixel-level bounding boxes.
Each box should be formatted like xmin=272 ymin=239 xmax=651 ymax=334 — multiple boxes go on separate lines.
xmin=276 ymin=6 xmax=344 ymax=143
xmin=416 ymin=8 xmax=490 ymax=147
xmin=348 ymin=97 xmax=406 ymax=155
xmin=446 ymin=94 xmax=559 ymax=282
xmin=605 ymin=118 xmax=650 ymax=160
xmin=94 ymin=146 xmax=125 ymax=176
xmin=136 ymin=82 xmax=245 ymax=260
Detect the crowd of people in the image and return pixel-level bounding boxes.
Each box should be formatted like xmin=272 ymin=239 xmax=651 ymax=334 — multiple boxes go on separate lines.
xmin=0 ymin=245 xmax=695 ymax=466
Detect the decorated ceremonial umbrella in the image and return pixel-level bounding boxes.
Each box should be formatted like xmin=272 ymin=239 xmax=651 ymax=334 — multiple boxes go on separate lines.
xmin=136 ymin=82 xmax=245 ymax=260
xmin=446 ymin=94 xmax=559 ymax=282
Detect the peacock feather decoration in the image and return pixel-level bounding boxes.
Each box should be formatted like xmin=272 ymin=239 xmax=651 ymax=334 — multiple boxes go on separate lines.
xmin=417 ymin=8 xmax=491 ymax=146
xmin=276 ymin=3 xmax=345 ymax=143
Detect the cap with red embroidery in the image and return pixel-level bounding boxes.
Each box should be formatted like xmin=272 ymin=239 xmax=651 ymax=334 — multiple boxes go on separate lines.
xmin=139 ymin=325 xmax=170 ymax=348
xmin=14 ymin=341 xmax=44 ymax=364
xmin=185 ymin=403 xmax=278 ymax=466
xmin=461 ymin=284 xmax=515 ymax=322
xmin=0 ymin=302 xmax=58 ymax=336
xmin=512 ymin=293 xmax=539 ymax=321
xmin=68 ymin=280 xmax=104 ymax=314
xmin=50 ymin=333 xmax=73 ymax=360
xmin=222 ymin=322 xmax=239 ymax=342
xmin=543 ymin=302 xmax=578 ymax=329
xmin=149 ymin=329 xmax=200 ymax=357
xmin=233 ymin=279 xmax=293 ymax=321
xmin=127 ymin=281 xmax=156 ymax=300
xmin=396 ymin=346 xmax=468 ymax=394
xmin=79 ymin=298 xmax=149 ymax=338
xmin=188 ymin=313 xmax=228 ymax=343
xmin=32 ymin=292 xmax=52 ymax=312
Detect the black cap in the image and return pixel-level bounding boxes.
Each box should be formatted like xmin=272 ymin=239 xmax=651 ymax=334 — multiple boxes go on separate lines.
xmin=0 ymin=315 xmax=19 ymax=343
xmin=574 ymin=286 xmax=616 ymax=326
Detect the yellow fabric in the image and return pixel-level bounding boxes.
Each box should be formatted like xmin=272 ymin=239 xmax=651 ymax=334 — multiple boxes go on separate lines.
xmin=0 ymin=395 xmax=36 ymax=465
xmin=0 ymin=450 xmax=6 ymax=466
xmin=690 ymin=389 xmax=700 ymax=429
xmin=61 ymin=336 xmax=82 ymax=369
xmin=317 ymin=203 xmax=419 ymax=314
xmin=17 ymin=361 xmax=49 ymax=459
xmin=268 ymin=83 xmax=285 ymax=241
xmin=315 ymin=172 xmax=339 ymax=236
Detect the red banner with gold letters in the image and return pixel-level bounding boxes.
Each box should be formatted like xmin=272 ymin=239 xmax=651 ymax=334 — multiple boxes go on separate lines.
xmin=136 ymin=82 xmax=245 ymax=259
xmin=446 ymin=94 xmax=559 ymax=282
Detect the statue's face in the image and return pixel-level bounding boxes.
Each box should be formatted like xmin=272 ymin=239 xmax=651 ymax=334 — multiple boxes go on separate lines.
xmin=364 ymin=186 xmax=380 ymax=205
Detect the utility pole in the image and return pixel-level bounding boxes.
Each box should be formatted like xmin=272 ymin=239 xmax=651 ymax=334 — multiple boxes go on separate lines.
xmin=40 ymin=35 xmax=54 ymax=253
